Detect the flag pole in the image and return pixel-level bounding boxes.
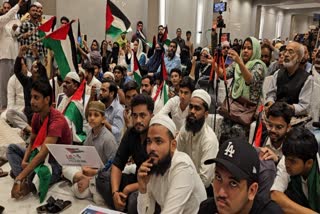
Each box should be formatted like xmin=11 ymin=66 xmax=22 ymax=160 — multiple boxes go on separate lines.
xmin=105 ymin=0 xmax=108 ymax=41
xmin=28 ymin=36 xmax=46 ymax=48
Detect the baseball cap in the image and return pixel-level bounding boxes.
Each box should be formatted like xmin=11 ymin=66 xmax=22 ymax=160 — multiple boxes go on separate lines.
xmin=205 ymin=137 xmax=260 ymax=182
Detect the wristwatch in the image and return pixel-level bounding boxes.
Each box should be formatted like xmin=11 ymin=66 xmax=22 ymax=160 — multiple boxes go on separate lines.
xmin=14 ymin=179 xmax=22 ymax=185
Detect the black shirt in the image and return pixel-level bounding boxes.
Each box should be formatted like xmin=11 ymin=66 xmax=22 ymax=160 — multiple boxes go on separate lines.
xmin=112 ymin=127 xmax=148 ymax=173
xmin=198 ymin=196 xmax=283 ymax=214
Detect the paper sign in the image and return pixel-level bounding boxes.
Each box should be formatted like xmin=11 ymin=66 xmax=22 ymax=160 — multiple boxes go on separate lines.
xmin=80 ymin=205 xmax=126 ymax=214
xmin=46 ymin=144 xmax=104 ymax=168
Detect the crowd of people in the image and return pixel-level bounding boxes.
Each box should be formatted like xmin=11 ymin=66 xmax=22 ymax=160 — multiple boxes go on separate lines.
xmin=0 ymin=0 xmax=320 ymax=213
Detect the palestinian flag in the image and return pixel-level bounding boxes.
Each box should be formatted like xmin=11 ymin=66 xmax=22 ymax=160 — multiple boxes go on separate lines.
xmin=105 ymin=0 xmax=131 ymax=39
xmin=40 ymin=21 xmax=78 ymax=79
xmin=62 ymin=79 xmax=87 ymax=143
xmin=153 ymin=54 xmax=169 ymax=113
xmin=133 ymin=52 xmax=142 ymax=87
xmin=29 ymin=116 xmax=52 ymax=203
xmin=162 ymin=26 xmax=170 ymax=46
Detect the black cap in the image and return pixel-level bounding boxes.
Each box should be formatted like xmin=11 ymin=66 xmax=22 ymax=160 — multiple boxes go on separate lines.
xmin=205 ymin=137 xmax=260 ymax=182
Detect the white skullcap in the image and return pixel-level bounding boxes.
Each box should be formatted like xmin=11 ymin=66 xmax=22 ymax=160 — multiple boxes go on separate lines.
xmin=103 ymin=71 xmax=115 ymax=80
xmin=65 ymin=72 xmax=80 ymax=83
xmin=222 ymin=41 xmax=230 ymax=47
xmin=150 ymin=114 xmax=176 ymax=137
xmin=192 ymin=89 xmax=211 ymax=107
xmin=33 ymin=2 xmax=42 ymax=7
xmin=201 ymin=47 xmax=210 ymax=54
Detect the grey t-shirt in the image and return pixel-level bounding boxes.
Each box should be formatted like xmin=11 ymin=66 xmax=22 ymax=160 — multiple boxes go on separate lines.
xmin=84 ymin=126 xmax=118 ymax=164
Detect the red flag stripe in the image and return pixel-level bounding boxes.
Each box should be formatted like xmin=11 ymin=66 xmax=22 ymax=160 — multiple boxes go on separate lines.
xmin=38 ymin=16 xmax=56 ymax=32
xmin=105 ymin=0 xmax=115 ymax=31
xmin=46 ymin=21 xmax=73 ymax=40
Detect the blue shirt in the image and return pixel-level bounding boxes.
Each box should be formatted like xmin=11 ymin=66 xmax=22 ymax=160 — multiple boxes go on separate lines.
xmin=104 ymin=98 xmax=124 ymax=144
xmin=157 ymin=54 xmax=181 ymax=75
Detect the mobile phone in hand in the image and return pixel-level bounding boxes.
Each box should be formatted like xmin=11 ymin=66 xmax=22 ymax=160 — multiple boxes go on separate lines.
xmin=225 ymin=55 xmax=233 ymax=66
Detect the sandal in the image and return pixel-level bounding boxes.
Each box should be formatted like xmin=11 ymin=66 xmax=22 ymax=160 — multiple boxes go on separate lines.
xmin=0 ymin=168 xmax=8 ymax=178
xmin=36 ymin=196 xmax=72 ymax=214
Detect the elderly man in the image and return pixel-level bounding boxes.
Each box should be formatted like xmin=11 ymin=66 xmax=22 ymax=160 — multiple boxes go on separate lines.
xmin=137 ymin=115 xmax=206 ymax=213
xmin=265 ymin=42 xmax=313 ymax=116
xmin=176 ymin=89 xmax=219 ymax=196
xmin=57 ymin=72 xmax=87 ymax=144
xmin=0 ymin=0 xmax=23 ymax=111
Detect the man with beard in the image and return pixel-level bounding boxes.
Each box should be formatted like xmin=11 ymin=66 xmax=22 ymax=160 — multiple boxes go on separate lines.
xmin=7 ymin=80 xmax=71 ymax=201
xmin=18 ymin=4 xmax=46 ymax=69
xmin=265 ymin=42 xmax=313 ymax=116
xmin=140 ymin=75 xmax=154 ymax=96
xmin=198 ymin=138 xmax=283 ymax=214
xmin=157 ymin=41 xmax=181 ymax=76
xmin=176 ymin=89 xmax=219 ymax=196
xmin=158 ymin=76 xmax=195 ymax=130
xmin=258 ymin=102 xmax=293 ymax=162
xmin=96 ymin=94 xmax=153 ymax=214
xmin=57 ymin=72 xmax=87 ymax=144
xmin=137 ymin=114 xmax=206 ymax=213
xmin=94 ymin=80 xmax=124 ymax=144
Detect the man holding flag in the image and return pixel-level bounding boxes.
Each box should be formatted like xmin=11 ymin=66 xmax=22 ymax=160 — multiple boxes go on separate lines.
xmin=7 ymin=80 xmax=71 ymax=202
xmin=57 ymin=72 xmax=88 ymax=144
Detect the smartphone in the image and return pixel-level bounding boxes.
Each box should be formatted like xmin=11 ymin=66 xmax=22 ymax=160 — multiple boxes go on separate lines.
xmin=84 ymin=34 xmax=87 ymax=42
xmin=225 ymin=55 xmax=233 ymax=66
xmin=95 ymin=88 xmax=100 ymax=100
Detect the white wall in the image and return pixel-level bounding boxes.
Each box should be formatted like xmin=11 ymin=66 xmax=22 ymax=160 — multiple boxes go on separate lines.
xmin=259 ymin=6 xmax=285 ymax=40
xmin=165 ymin=0 xmax=197 ymax=46
xmin=202 ymin=0 xmax=254 ymax=44
xmin=56 ymin=0 xmax=148 ymax=45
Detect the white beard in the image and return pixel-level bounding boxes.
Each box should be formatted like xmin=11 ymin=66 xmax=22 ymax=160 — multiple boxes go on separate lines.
xmin=283 ymin=61 xmax=296 ymax=68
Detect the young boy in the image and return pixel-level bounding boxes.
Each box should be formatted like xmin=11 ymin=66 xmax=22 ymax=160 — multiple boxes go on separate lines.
xmin=271 ymin=127 xmax=320 ymax=213
xmin=63 ymin=101 xmax=118 ymax=204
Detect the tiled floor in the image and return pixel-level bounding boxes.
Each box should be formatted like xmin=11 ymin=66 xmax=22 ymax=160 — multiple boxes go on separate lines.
xmin=0 ymin=119 xmax=105 ymax=213
xmin=0 ymin=162 xmax=96 ymax=214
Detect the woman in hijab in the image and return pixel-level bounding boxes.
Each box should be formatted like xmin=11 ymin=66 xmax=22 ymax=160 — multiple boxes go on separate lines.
xmin=219 ymin=36 xmax=267 ymax=143
xmin=127 ymin=39 xmax=147 ymax=76
xmin=145 ymin=43 xmax=164 ymax=76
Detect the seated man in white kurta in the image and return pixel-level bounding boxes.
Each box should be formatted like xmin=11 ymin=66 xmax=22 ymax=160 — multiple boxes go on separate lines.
xmin=137 ymin=115 xmax=206 ymax=214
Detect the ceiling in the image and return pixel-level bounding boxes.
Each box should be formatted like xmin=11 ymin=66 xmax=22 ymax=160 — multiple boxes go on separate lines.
xmin=276 ymin=2 xmax=320 ymax=10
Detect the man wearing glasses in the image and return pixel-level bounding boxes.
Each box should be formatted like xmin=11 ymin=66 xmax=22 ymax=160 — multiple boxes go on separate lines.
xmin=265 ymin=41 xmax=313 ymax=117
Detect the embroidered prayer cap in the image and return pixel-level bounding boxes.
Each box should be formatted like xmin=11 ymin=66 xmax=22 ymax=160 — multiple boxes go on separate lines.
xmin=88 ymin=101 xmax=105 ymax=114
xmin=205 ymin=137 xmax=260 ymax=182
xmin=149 ymin=114 xmax=176 ymax=137
xmin=65 ymin=72 xmax=80 ymax=83
xmin=103 ymin=72 xmax=115 ymax=80
xmin=191 ymin=89 xmax=211 ymax=108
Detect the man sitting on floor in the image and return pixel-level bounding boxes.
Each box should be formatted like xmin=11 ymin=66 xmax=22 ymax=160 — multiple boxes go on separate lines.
xmin=137 ymin=115 xmax=206 ymax=213
xmin=7 ymin=80 xmax=71 ymax=202
xmin=199 ymin=138 xmax=283 ymax=214
xmin=271 ymin=127 xmax=320 ymax=213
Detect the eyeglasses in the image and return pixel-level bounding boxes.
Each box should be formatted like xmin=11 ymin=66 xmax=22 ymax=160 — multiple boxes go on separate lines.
xmin=223 ymin=46 xmax=230 ymax=50
xmin=284 ymin=49 xmax=296 ymax=56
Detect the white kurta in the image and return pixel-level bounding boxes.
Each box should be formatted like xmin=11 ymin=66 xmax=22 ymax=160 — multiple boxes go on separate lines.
xmin=137 ymin=151 xmax=206 ymax=214
xmin=157 ymin=96 xmax=188 ymax=131
xmin=176 ymin=123 xmax=219 ymax=188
